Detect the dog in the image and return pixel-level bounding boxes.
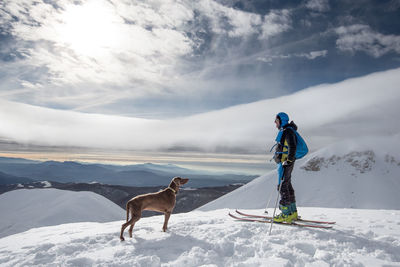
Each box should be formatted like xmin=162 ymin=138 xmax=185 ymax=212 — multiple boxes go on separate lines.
xmin=120 ymin=176 xmax=189 ymax=241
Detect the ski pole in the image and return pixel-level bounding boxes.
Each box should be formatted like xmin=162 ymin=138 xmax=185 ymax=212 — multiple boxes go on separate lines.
xmin=269 ymin=179 xmax=283 ymax=235
xmin=264 ymin=186 xmax=274 ymax=214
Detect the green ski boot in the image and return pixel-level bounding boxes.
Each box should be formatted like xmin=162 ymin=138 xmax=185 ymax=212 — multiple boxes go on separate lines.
xmin=274 ymin=204 xmax=294 ymax=223
xmin=290 ymin=202 xmax=298 ymax=221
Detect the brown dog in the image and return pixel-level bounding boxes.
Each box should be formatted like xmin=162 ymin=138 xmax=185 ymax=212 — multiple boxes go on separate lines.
xmin=120 ymin=176 xmax=189 ymax=241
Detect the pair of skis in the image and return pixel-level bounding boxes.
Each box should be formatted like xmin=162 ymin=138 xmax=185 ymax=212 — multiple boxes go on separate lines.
xmin=229 ymin=210 xmax=335 ymax=229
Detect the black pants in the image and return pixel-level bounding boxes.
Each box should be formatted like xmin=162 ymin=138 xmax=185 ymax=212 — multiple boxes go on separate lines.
xmin=279 ymin=162 xmax=296 ymax=206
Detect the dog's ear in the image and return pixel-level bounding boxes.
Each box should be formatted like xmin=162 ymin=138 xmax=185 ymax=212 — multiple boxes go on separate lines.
xmin=180 ymin=178 xmax=189 ymax=185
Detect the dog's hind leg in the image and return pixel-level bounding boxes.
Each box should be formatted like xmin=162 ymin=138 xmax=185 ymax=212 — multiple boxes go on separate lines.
xmin=129 ymin=212 xmax=141 ymax=237
xmin=120 ymin=215 xmax=141 ymax=241
xmin=120 ymin=219 xmax=132 ymax=241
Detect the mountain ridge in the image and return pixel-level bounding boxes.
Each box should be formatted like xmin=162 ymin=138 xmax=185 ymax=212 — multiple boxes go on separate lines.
xmin=0 ymin=157 xmax=257 ymax=187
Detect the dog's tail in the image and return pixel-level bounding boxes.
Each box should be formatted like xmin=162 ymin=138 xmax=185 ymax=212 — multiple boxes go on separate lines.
xmin=126 ymin=202 xmax=130 ymax=222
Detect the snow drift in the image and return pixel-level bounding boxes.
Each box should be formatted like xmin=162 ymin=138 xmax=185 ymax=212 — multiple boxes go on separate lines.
xmin=199 ymin=135 xmax=400 ymax=211
xmin=0 ymin=208 xmax=399 ymax=266
xmin=0 ymin=189 xmax=124 ymax=238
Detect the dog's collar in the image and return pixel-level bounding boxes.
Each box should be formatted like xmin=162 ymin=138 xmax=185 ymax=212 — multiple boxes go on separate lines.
xmin=168 ymin=187 xmax=177 ymax=194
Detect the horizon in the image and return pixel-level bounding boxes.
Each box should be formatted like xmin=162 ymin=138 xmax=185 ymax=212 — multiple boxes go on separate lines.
xmin=0 ymin=146 xmax=271 ymax=176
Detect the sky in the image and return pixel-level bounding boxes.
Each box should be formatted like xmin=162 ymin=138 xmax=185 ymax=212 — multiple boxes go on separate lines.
xmin=1 ymin=0 xmax=400 ymax=118
xmin=0 ymin=0 xmax=400 ymax=173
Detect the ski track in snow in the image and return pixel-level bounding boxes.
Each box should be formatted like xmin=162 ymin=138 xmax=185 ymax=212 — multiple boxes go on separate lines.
xmin=0 ymin=208 xmax=399 ymax=266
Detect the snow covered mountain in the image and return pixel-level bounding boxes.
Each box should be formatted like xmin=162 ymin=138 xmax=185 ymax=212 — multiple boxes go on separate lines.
xmin=0 ymin=189 xmax=124 ymax=238
xmin=1 ymin=137 xmax=399 ymax=266
xmin=199 ymin=135 xmax=400 ymax=211
xmin=0 ymin=68 xmax=399 ymax=265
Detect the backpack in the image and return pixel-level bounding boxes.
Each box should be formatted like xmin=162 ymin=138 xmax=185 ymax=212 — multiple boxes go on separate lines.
xmin=290 ymin=127 xmax=309 ymax=159
xmin=273 ymin=127 xmax=309 ymax=159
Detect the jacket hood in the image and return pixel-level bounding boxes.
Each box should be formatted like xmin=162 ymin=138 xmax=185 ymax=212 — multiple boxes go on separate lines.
xmin=276 ymin=112 xmax=289 ymax=128
xmin=284 ymin=120 xmax=298 ymax=131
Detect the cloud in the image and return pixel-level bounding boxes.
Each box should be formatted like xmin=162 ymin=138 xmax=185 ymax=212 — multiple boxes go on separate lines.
xmin=1 ymin=68 xmax=399 ymax=154
xmin=2 ymin=0 xmax=194 ymax=85
xmin=0 ymin=0 xmax=296 ymax=113
xmin=259 ymin=9 xmax=291 ymax=40
xmin=195 ymin=1 xmax=291 ymax=39
xmin=335 ymin=24 xmax=400 ymax=58
xmin=305 ymin=0 xmax=330 ymax=12
xmin=1 ymin=0 xmax=399 ymax=120
xmin=0 ymin=0 xmax=196 ymax=108
xmin=257 ymin=50 xmax=327 ymax=63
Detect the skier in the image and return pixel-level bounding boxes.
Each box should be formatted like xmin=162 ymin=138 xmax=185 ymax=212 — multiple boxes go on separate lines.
xmin=273 ymin=112 xmax=298 ymax=223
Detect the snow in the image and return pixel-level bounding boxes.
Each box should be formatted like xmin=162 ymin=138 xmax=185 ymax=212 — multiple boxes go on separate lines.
xmin=0 ymin=137 xmax=399 ymax=266
xmin=199 ymin=135 xmax=400 ymax=211
xmin=0 ymin=189 xmax=124 ymax=238
xmin=0 ymin=208 xmax=399 ymax=266
xmin=41 ymin=181 xmax=52 ymax=188
xmin=0 ymin=138 xmax=399 ymax=266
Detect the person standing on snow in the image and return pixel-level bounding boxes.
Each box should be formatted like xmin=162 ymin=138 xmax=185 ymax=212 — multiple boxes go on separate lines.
xmin=272 ymin=112 xmax=299 ymax=223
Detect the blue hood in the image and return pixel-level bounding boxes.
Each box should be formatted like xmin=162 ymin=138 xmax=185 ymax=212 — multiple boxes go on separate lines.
xmin=276 ymin=112 xmax=289 ymax=128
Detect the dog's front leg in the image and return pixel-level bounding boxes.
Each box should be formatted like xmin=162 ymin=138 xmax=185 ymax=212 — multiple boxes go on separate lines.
xmin=128 ymin=224 xmax=134 ymax=238
xmin=163 ymin=211 xmax=171 ymax=232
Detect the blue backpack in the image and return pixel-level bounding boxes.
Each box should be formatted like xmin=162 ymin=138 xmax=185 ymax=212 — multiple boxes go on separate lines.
xmin=273 ymin=127 xmax=309 ymax=159
xmin=290 ymin=127 xmax=308 ymax=159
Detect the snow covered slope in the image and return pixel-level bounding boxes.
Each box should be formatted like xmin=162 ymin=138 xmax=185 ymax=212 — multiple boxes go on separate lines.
xmin=199 ymin=135 xmax=400 ymax=211
xmin=0 ymin=189 xmax=124 ymax=238
xmin=0 ymin=208 xmax=399 ymax=266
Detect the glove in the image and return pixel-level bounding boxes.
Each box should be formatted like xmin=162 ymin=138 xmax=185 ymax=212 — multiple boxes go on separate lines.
xmin=273 ymin=153 xmax=281 ymax=164
xmin=282 ymin=160 xmax=293 ymax=166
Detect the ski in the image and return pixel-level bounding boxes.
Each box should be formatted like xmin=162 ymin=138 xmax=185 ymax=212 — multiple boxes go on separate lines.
xmin=228 ymin=213 xmax=333 ymax=229
xmin=235 ymin=210 xmax=336 ymax=225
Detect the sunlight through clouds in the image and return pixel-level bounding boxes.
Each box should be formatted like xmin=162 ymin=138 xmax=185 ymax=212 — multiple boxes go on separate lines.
xmin=56 ymin=1 xmax=124 ymax=58
xmin=0 ymin=0 xmax=196 ymax=100
xmin=0 ymin=0 xmax=400 ymax=119
xmin=0 ymin=0 xmax=299 ymax=114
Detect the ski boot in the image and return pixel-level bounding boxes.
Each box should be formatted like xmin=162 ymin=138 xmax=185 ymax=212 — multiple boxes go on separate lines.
xmin=273 ymin=204 xmax=295 ymax=223
xmin=290 ymin=202 xmax=298 ymax=221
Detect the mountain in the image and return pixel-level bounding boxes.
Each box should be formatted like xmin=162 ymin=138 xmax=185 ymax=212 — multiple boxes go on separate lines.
xmin=0 ymin=181 xmax=242 ymax=216
xmin=0 ymin=159 xmax=256 ymax=187
xmin=105 ymin=162 xmax=204 ymax=175
xmin=0 ymin=157 xmax=39 ymax=164
xmin=199 ymin=135 xmax=400 ymax=211
xmin=0 ymin=208 xmax=399 ymax=266
xmin=0 ymin=188 xmax=124 ymax=238
xmin=0 ymin=171 xmax=34 ymax=185
xmin=0 ymin=160 xmax=115 ymax=183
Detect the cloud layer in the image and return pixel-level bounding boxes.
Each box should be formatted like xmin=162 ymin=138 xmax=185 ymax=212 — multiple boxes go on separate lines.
xmin=1 ymin=68 xmax=399 ymax=154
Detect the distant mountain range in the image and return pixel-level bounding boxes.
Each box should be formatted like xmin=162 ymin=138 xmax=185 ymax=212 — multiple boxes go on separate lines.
xmin=0 ymin=157 xmax=257 ymax=187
